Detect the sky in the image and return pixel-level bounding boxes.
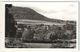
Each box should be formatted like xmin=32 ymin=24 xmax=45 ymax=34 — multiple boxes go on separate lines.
xmin=8 ymin=2 xmax=78 ymax=21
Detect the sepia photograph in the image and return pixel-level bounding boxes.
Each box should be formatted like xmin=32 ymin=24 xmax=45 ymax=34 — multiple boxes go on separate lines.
xmin=5 ymin=2 xmax=78 ymax=48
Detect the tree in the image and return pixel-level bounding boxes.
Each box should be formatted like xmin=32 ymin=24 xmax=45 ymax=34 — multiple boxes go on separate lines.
xmin=5 ymin=4 xmax=17 ymax=38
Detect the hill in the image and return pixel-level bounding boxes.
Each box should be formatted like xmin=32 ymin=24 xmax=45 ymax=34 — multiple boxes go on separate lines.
xmin=8 ymin=6 xmax=65 ymax=23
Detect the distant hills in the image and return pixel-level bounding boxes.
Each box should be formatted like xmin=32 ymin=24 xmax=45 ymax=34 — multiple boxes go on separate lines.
xmin=8 ymin=6 xmax=75 ymax=23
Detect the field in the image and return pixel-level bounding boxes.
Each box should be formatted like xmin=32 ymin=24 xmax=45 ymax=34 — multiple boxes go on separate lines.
xmin=5 ymin=37 xmax=76 ymax=48
xmin=16 ymin=19 xmax=65 ymax=25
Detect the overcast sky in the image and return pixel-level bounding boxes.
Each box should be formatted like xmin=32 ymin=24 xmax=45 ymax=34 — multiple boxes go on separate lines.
xmin=8 ymin=2 xmax=78 ymax=21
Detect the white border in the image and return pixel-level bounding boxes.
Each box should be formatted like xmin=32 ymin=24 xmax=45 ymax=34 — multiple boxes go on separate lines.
xmin=0 ymin=1 xmax=79 ymax=52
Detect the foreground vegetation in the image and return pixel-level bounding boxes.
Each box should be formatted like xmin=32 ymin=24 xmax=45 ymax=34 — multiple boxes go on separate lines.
xmin=5 ymin=21 xmax=76 ymax=48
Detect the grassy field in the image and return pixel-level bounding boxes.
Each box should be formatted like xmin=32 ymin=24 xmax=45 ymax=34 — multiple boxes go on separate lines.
xmin=5 ymin=38 xmax=76 ymax=48
xmin=22 ymin=42 xmax=76 ymax=48
xmin=16 ymin=19 xmax=65 ymax=25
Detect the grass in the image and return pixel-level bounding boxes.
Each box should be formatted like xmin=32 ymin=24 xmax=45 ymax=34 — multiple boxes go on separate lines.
xmin=5 ymin=38 xmax=76 ymax=48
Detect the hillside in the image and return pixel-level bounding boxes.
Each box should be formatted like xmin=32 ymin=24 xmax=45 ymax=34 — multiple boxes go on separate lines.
xmin=8 ymin=6 xmax=65 ymax=23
